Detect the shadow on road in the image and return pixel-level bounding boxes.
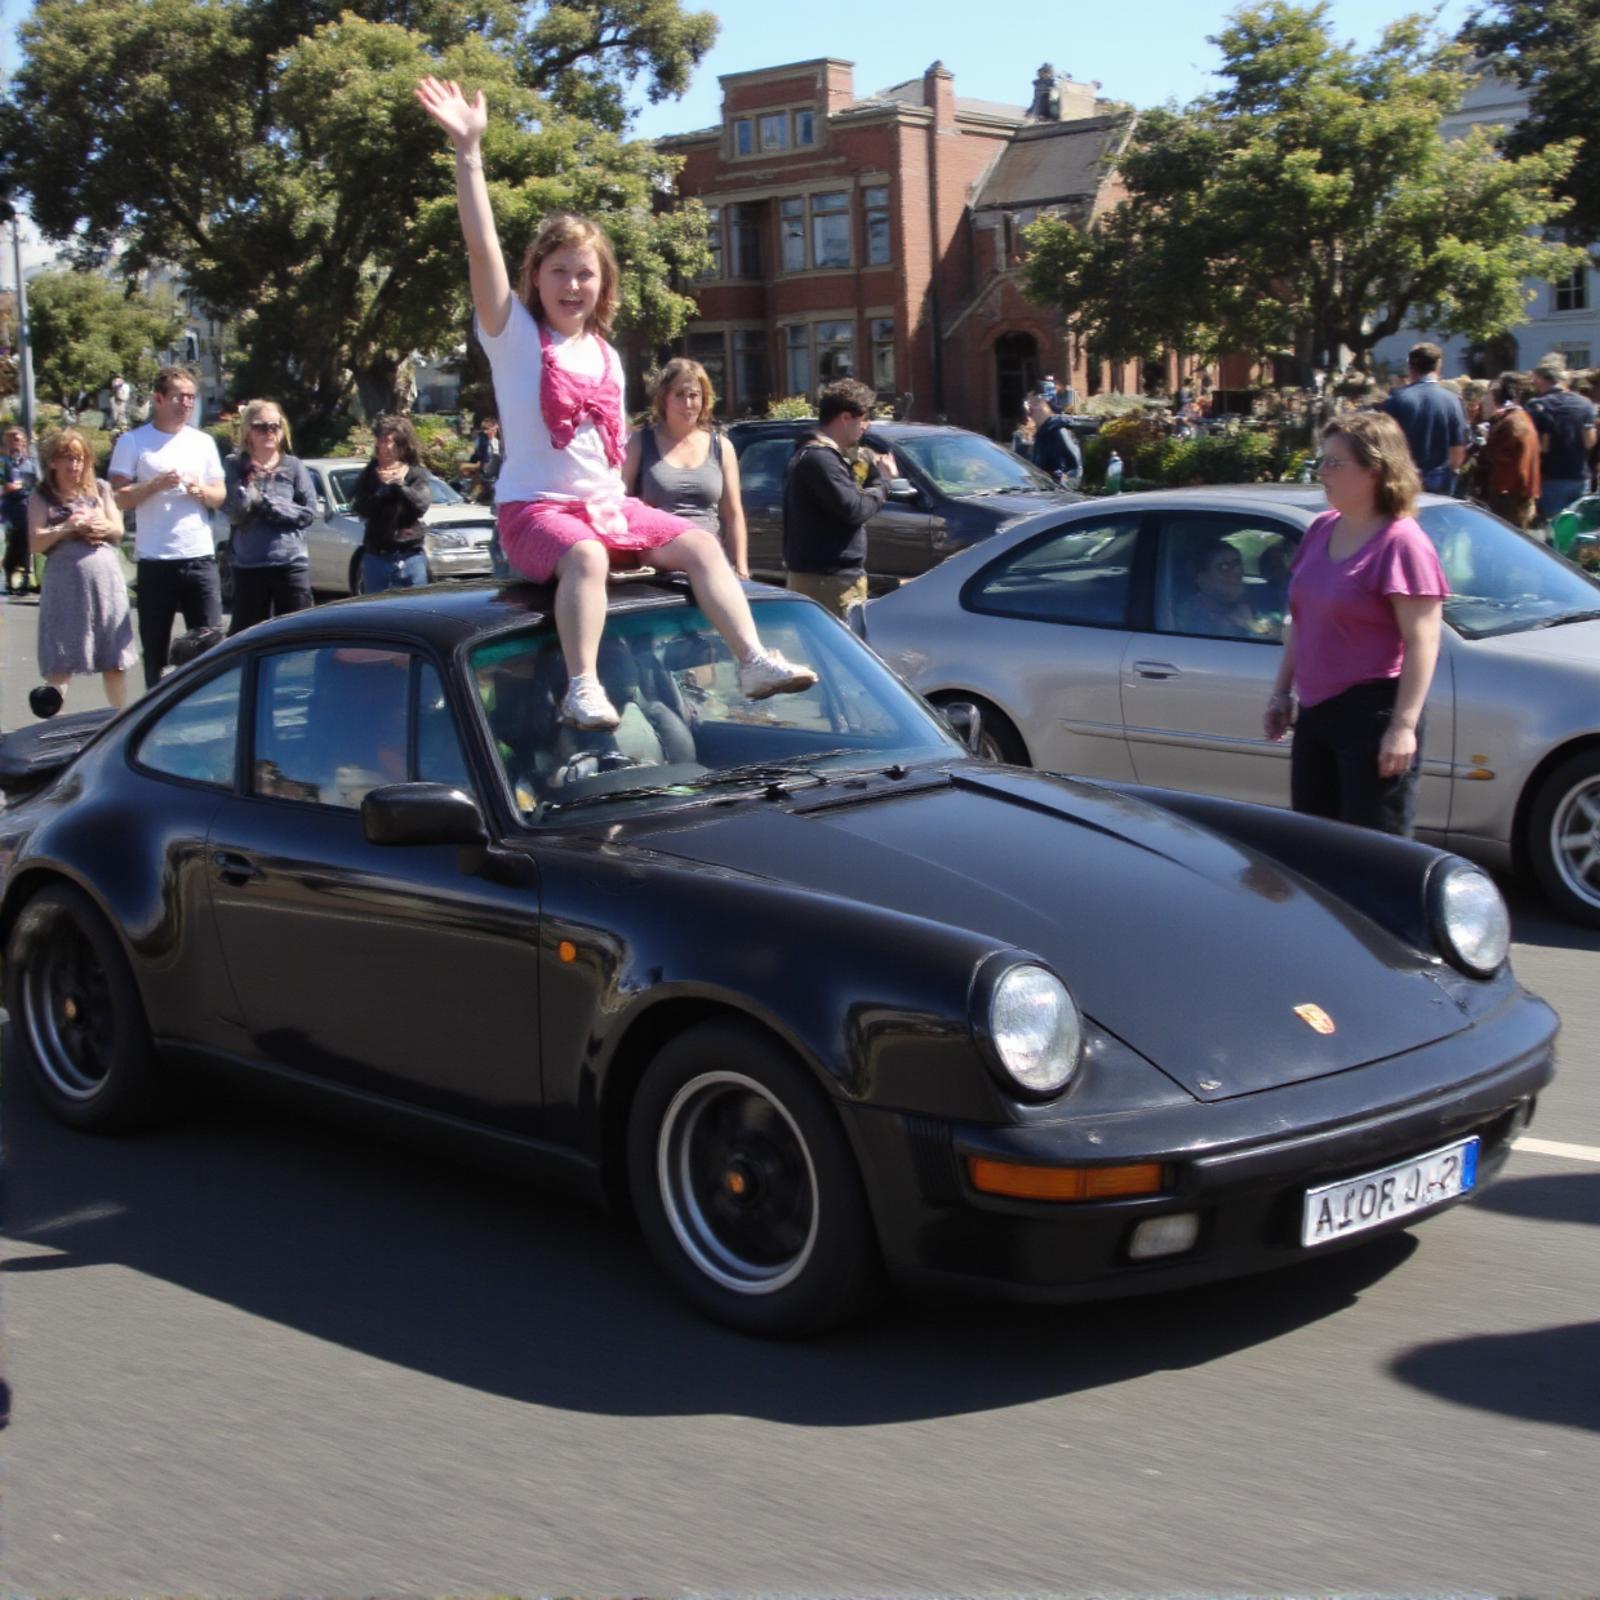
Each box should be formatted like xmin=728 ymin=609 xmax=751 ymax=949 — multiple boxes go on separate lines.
xmin=0 ymin=1069 xmax=1424 ymax=1425
xmin=1504 ymin=880 xmax=1600 ymax=955
xmin=1469 ymin=1169 xmax=1600 ymax=1226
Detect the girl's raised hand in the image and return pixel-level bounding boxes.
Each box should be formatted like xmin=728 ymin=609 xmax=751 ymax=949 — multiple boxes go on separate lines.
xmin=415 ymin=76 xmax=487 ymax=149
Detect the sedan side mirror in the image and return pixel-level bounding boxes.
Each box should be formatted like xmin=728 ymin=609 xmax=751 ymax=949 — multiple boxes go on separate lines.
xmin=315 ymin=497 xmax=329 ymax=517
xmin=362 ymin=782 xmax=486 ymax=848
xmin=939 ymin=700 xmax=985 ymax=755
xmin=886 ymin=477 xmax=919 ymax=502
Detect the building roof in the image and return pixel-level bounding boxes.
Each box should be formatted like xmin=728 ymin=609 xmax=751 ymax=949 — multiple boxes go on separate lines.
xmin=972 ymin=113 xmax=1128 ymax=211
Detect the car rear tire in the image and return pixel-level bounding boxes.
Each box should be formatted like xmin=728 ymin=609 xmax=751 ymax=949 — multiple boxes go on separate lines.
xmin=3 ymin=884 xmax=172 ymax=1131
xmin=930 ymin=692 xmax=1029 ymax=765
xmin=627 ymin=1019 xmax=883 ymax=1337
xmin=1527 ymin=749 xmax=1600 ymax=927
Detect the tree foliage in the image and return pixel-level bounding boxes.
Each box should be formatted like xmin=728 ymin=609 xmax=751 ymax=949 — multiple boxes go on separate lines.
xmin=25 ymin=271 xmax=185 ymax=409
xmin=1462 ymin=0 xmax=1600 ymax=246
xmin=0 ymin=0 xmax=716 ymax=427
xmin=1023 ymin=1 xmax=1583 ymax=374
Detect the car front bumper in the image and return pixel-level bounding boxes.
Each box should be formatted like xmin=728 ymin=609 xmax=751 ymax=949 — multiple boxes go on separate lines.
xmin=428 ymin=544 xmax=495 ymax=581
xmin=843 ymin=989 xmax=1558 ymax=1303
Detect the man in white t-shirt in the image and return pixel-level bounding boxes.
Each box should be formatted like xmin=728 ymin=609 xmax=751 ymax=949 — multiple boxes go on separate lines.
xmin=110 ymin=365 xmax=227 ymax=687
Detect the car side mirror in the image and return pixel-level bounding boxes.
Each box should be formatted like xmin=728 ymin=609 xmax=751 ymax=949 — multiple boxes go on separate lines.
xmin=886 ymin=477 xmax=919 ymax=502
xmin=362 ymin=783 xmax=486 ymax=848
xmin=938 ymin=699 xmax=984 ymax=755
xmin=315 ymin=497 xmax=329 ymax=517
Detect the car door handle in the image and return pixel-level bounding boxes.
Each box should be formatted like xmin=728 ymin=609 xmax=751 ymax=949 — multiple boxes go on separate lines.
xmin=212 ymin=850 xmax=261 ymax=886
xmin=1132 ymin=660 xmax=1181 ymax=680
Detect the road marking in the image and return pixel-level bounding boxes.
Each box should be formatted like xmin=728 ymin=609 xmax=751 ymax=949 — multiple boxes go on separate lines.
xmin=1513 ymin=1136 xmax=1600 ymax=1164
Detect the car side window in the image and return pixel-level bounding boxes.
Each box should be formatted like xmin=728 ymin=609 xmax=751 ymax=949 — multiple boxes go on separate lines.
xmin=967 ymin=516 xmax=1139 ymax=627
xmin=135 ymin=666 xmax=244 ymax=788
xmin=329 ymin=468 xmax=363 ymax=510
xmin=415 ymin=661 xmax=474 ymax=793
xmin=1155 ymin=513 xmax=1299 ymax=642
xmin=737 ymin=438 xmax=794 ymax=501
xmin=252 ymin=646 xmax=414 ymax=808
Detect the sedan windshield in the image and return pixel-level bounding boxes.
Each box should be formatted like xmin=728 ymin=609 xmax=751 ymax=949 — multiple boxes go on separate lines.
xmin=884 ymin=433 xmax=1058 ymax=497
xmin=1419 ymin=501 xmax=1600 ymax=638
xmin=469 ymin=597 xmax=960 ymax=824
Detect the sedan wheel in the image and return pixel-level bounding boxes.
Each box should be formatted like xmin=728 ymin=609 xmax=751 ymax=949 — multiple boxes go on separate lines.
xmin=3 ymin=884 xmax=171 ymax=1130
xmin=1528 ymin=750 xmax=1600 ymax=927
xmin=627 ymin=1020 xmax=882 ymax=1335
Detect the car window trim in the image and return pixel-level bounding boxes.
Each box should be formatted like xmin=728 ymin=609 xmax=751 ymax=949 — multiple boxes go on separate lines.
xmin=958 ymin=509 xmax=1150 ymax=629
xmin=126 ymin=657 xmax=250 ymax=796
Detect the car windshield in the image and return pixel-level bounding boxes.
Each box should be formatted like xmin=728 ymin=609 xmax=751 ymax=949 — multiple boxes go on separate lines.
xmin=324 ymin=466 xmax=463 ymax=511
xmin=1418 ymin=501 xmax=1600 ymax=639
xmin=885 ymin=433 xmax=1058 ymax=497
xmin=468 ymin=597 xmax=959 ymax=825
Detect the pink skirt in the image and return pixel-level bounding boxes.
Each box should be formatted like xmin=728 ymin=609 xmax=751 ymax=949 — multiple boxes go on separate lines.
xmin=498 ymin=497 xmax=698 ymax=584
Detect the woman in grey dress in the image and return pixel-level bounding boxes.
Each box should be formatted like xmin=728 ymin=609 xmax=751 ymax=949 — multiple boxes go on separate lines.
xmin=622 ymin=357 xmax=749 ymax=577
xmin=29 ymin=429 xmax=137 ymax=709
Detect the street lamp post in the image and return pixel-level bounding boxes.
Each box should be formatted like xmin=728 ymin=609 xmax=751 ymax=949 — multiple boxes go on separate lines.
xmin=7 ymin=211 xmax=38 ymax=438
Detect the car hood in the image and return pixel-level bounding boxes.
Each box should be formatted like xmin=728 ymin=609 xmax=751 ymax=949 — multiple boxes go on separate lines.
xmin=425 ymin=505 xmax=496 ymax=534
xmin=944 ymin=489 xmax=1075 ymax=526
xmin=629 ymin=767 xmax=1471 ymax=1101
xmin=1456 ymin=614 xmax=1600 ymax=665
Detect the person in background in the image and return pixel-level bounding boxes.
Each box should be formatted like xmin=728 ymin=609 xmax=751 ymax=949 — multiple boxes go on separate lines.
xmin=782 ymin=378 xmax=895 ymax=618
xmin=109 ymin=364 xmax=227 ymax=688
xmin=1381 ymin=342 xmax=1469 ymax=495
xmin=352 ymin=415 xmax=432 ymax=593
xmin=1476 ymin=374 xmax=1541 ymax=530
xmin=1025 ymin=388 xmax=1083 ymax=484
xmin=2 ymin=423 xmax=40 ymax=595
xmin=1527 ymin=360 xmax=1597 ymax=525
xmin=464 ymin=413 xmax=503 ymax=504
xmin=28 ymin=428 xmax=137 ymax=708
xmin=1010 ymin=402 xmax=1036 ymax=461
xmin=108 ymin=374 xmax=131 ymax=431
xmin=622 ymin=358 xmax=749 ymax=578
xmin=222 ymin=397 xmax=317 ymax=632
xmin=1264 ymin=410 xmax=1448 ymax=838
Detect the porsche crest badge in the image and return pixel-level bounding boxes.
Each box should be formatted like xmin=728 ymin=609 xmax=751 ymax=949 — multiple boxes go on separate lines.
xmin=1294 ymin=1003 xmax=1336 ymax=1035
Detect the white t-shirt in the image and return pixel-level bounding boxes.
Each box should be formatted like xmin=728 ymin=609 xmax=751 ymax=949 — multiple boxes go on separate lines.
xmin=476 ymin=299 xmax=626 ymax=504
xmin=109 ymin=422 xmax=225 ymax=560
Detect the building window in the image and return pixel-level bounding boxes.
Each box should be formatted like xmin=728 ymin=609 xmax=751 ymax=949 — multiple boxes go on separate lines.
xmin=816 ymin=319 xmax=855 ymax=382
xmin=759 ymin=113 xmax=789 ymax=152
xmin=870 ymin=318 xmax=895 ymax=392
xmin=780 ymin=197 xmax=806 ymax=273
xmin=785 ymin=325 xmax=812 ymax=399
xmin=701 ymin=205 xmax=723 ymax=281
xmin=812 ymin=192 xmax=850 ymax=270
xmin=733 ymin=119 xmax=753 ymax=157
xmin=1555 ymin=267 xmax=1589 ymax=313
xmin=864 ymin=187 xmax=891 ymax=267
xmin=733 ymin=331 xmax=769 ymax=414
xmin=728 ymin=204 xmax=762 ymax=279
xmin=794 ymin=109 xmax=815 ymax=146
xmin=1556 ymin=341 xmax=1591 ymax=370
xmin=689 ymin=332 xmax=727 ymax=406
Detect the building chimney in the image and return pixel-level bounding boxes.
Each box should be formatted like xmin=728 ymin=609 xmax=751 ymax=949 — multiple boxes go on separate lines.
xmin=1031 ymin=63 xmax=1061 ymax=121
xmin=923 ymin=60 xmax=955 ymax=130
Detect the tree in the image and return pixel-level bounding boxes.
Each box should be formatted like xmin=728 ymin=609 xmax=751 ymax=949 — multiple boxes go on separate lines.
xmin=1023 ymin=1 xmax=1583 ymax=376
xmin=1461 ymin=0 xmax=1600 ymax=247
xmin=25 ymin=271 xmax=184 ymax=411
xmin=0 ymin=0 xmax=716 ymax=430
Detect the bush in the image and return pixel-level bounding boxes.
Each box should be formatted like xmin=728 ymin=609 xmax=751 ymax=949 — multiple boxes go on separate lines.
xmin=765 ymin=395 xmax=815 ymax=420
xmin=412 ymin=414 xmax=471 ymax=481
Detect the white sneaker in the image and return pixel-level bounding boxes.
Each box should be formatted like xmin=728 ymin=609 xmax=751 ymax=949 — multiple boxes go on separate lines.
xmin=560 ymin=674 xmax=620 ymax=730
xmin=737 ymin=649 xmax=818 ymax=700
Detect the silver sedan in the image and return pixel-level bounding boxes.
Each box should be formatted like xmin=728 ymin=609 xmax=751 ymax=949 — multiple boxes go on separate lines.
xmin=861 ymin=484 xmax=1600 ymax=925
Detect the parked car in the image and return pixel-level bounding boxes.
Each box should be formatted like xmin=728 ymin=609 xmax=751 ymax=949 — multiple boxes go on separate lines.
xmin=215 ymin=456 xmax=496 ymax=602
xmin=726 ymin=419 xmax=1085 ymax=589
xmin=861 ymin=484 xmax=1600 ymax=924
xmin=0 ymin=578 xmax=1555 ymax=1334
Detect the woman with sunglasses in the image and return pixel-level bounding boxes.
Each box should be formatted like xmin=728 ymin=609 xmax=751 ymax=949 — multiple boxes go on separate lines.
xmin=1264 ymin=410 xmax=1448 ymax=837
xmin=28 ymin=428 xmax=137 ymax=708
xmin=222 ymin=398 xmax=317 ymax=633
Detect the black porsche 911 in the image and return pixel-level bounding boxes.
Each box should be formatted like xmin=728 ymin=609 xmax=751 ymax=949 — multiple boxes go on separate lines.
xmin=0 ymin=578 xmax=1558 ymax=1336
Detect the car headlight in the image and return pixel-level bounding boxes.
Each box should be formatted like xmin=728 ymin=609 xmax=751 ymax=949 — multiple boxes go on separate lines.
xmin=1431 ymin=861 xmax=1511 ymax=976
xmin=428 ymin=529 xmax=470 ymax=550
xmin=985 ymin=962 xmax=1082 ymax=1097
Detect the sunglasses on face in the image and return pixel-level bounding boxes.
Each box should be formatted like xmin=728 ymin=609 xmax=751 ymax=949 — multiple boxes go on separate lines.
xmin=251 ymin=420 xmax=282 ymax=432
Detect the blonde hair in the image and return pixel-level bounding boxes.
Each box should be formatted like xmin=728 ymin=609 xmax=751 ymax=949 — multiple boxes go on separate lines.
xmin=1322 ymin=411 xmax=1420 ymax=521
xmin=517 ymin=212 xmax=620 ymax=339
xmin=239 ymin=397 xmax=292 ymax=453
xmin=41 ymin=429 xmax=98 ymax=501
xmin=650 ymin=358 xmax=715 ymax=427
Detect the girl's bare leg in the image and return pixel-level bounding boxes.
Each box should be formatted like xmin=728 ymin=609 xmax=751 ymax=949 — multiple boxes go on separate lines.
xmin=553 ymin=540 xmax=611 ymax=679
xmin=653 ymin=531 xmax=762 ymax=659
xmin=102 ymin=669 xmax=127 ymax=710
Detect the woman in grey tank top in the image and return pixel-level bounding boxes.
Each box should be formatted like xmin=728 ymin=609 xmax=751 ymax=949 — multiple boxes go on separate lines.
xmin=623 ymin=357 xmax=750 ymax=577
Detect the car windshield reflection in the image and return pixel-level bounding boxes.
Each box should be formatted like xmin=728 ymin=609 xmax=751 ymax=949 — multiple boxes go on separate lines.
xmin=1419 ymin=502 xmax=1600 ymax=639
xmin=468 ymin=597 xmax=959 ymax=824
xmin=886 ymin=434 xmax=1058 ymax=497
xmin=324 ymin=466 xmax=464 ymax=512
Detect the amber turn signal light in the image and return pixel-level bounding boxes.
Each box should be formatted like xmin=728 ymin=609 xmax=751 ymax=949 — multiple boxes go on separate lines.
xmin=967 ymin=1157 xmax=1166 ymax=1201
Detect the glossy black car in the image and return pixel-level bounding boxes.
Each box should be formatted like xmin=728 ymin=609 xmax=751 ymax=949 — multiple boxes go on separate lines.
xmin=0 ymin=580 xmax=1557 ymax=1336
xmin=726 ymin=419 xmax=1085 ymax=589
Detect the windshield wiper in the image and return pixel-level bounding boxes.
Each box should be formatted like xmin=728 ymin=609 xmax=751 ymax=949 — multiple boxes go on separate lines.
xmin=540 ymin=747 xmax=878 ymax=814
xmin=1523 ymin=608 xmax=1600 ymax=631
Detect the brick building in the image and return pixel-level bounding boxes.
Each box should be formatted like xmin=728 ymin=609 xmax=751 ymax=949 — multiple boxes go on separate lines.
xmin=655 ymin=58 xmax=1144 ymax=436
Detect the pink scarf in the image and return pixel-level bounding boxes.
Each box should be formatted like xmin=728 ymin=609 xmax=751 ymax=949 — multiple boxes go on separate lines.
xmin=538 ymin=318 xmax=624 ymax=467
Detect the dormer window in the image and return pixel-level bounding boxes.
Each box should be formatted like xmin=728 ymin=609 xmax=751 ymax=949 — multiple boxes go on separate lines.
xmin=733 ymin=118 xmax=753 ymax=157
xmin=760 ymin=113 xmax=790 ymax=152
xmin=795 ymin=109 xmax=815 ymax=146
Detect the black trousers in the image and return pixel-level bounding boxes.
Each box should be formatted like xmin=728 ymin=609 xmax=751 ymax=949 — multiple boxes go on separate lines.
xmin=137 ymin=556 xmax=222 ymax=689
xmin=3 ymin=511 xmax=32 ymax=591
xmin=1290 ymin=678 xmax=1423 ymax=838
xmin=228 ymin=563 xmax=312 ymax=636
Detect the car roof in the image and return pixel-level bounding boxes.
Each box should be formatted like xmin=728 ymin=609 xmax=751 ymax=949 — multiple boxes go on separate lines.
xmin=724 ymin=418 xmax=992 ymax=442
xmin=1053 ymin=484 xmax=1459 ymax=515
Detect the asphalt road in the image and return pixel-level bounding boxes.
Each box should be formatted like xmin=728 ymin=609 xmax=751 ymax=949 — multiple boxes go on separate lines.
xmin=1 ymin=593 xmax=1597 ymax=1595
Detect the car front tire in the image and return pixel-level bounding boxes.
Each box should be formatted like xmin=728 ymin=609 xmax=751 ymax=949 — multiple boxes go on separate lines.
xmin=1527 ymin=749 xmax=1600 ymax=927
xmin=3 ymin=884 xmax=172 ymax=1131
xmin=627 ymin=1019 xmax=883 ymax=1337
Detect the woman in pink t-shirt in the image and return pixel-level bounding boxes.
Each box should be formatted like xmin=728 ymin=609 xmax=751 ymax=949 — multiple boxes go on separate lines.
xmin=1264 ymin=411 xmax=1448 ymax=836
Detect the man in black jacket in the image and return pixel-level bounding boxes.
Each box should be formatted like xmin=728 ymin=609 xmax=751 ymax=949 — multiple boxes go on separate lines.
xmin=782 ymin=379 xmax=897 ymax=617
xmin=1025 ymin=388 xmax=1084 ymax=483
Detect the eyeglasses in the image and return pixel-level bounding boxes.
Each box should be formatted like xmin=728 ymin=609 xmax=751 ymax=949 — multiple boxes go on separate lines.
xmin=1211 ymin=556 xmax=1244 ymax=572
xmin=251 ymin=420 xmax=283 ymax=432
xmin=167 ymin=392 xmax=198 ymax=406
xmin=1315 ymin=455 xmax=1357 ymax=472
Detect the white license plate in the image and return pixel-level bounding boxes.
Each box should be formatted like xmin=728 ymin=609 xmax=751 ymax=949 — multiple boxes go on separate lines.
xmin=1301 ymin=1136 xmax=1479 ymax=1248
